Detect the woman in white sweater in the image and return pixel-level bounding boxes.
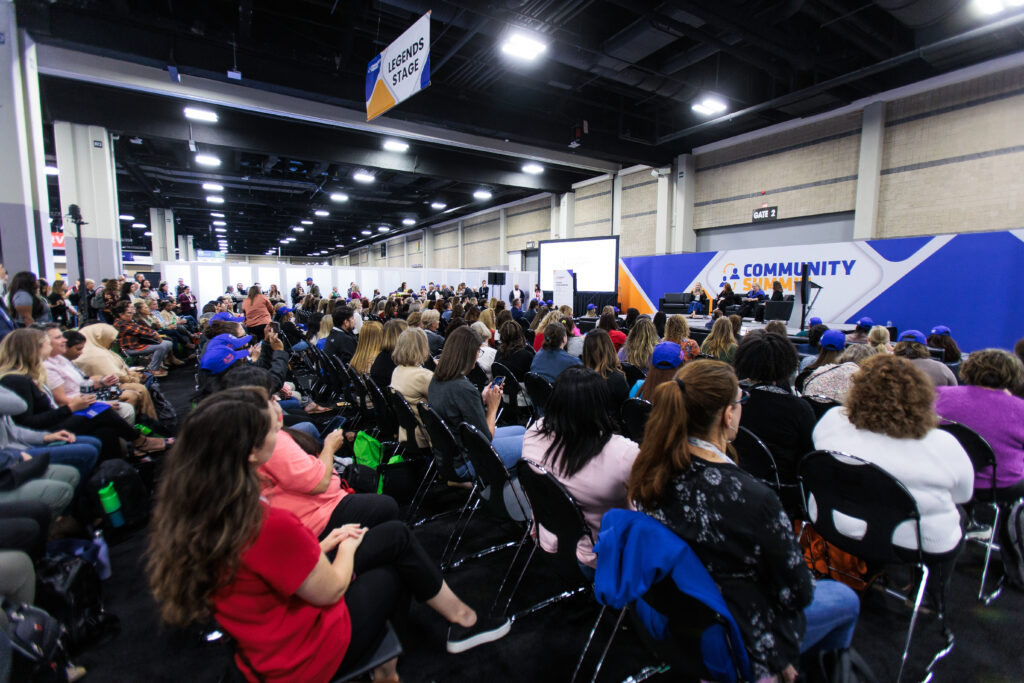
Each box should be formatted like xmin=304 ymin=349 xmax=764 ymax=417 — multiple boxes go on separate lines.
xmin=813 ymin=355 xmax=972 ymax=567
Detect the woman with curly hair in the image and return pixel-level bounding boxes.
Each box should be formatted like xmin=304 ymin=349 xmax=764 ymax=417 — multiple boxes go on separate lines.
xmin=935 ymin=349 xmax=1024 ymax=497
xmin=813 ymin=355 xmax=973 ymax=559
xmin=662 ymin=314 xmax=700 ymax=363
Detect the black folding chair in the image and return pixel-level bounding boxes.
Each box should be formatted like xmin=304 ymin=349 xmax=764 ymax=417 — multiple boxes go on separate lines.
xmin=385 ymin=387 xmax=430 ymax=457
xmin=938 ymin=421 xmax=1012 ymax=604
xmin=799 ymin=450 xmax=954 ymax=683
xmin=619 ymin=398 xmax=652 ymax=443
xmin=801 ymin=394 xmax=841 ymax=422
xmin=409 ymin=403 xmax=474 ymax=529
xmin=497 ymin=461 xmax=593 ymax=620
xmin=523 ymin=372 xmax=553 ymax=417
xmin=620 ymin=362 xmax=647 ymax=388
xmin=363 ymin=376 xmax=399 ymax=451
xmin=733 ymin=426 xmax=782 ymax=490
xmin=492 ymin=361 xmax=529 ymax=427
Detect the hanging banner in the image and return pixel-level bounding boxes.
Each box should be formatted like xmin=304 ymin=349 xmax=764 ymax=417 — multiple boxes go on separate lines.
xmin=365 ymin=11 xmax=431 ymax=121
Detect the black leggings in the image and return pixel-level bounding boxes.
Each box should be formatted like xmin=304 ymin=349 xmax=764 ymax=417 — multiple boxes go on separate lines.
xmin=318 ymin=493 xmax=399 ymax=540
xmin=0 ymin=501 xmax=51 ymax=559
xmin=334 ymin=520 xmax=445 ymax=671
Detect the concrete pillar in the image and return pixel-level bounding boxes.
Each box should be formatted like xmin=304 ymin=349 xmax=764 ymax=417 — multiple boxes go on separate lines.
xmin=149 ymin=208 xmax=175 ymax=262
xmin=0 ymin=10 xmax=53 ymax=278
xmin=53 ymin=121 xmax=121 ymax=282
xmin=549 ymin=195 xmax=558 ymax=239
xmin=457 ymin=220 xmax=464 ymax=269
xmin=655 ymin=170 xmax=672 ymax=255
xmin=611 ymin=172 xmax=622 ymax=236
xmin=422 ymin=228 xmax=434 ymax=268
xmin=557 ymin=192 xmax=575 ymax=239
xmin=672 ymin=154 xmax=697 ymax=253
xmin=402 ymin=235 xmax=408 ymax=268
xmin=498 ymin=207 xmax=508 ymax=266
xmin=176 ymin=234 xmax=194 ymax=261
xmin=853 ymin=102 xmax=885 ymax=240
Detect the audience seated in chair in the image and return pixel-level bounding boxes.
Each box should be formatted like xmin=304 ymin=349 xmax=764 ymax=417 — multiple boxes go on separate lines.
xmin=390 ymin=328 xmax=434 ymax=450
xmin=370 ymin=319 xmax=407 ymax=390
xmin=894 ymin=330 xmax=957 ymax=387
xmin=628 ymin=360 xmax=860 ymax=681
xmin=581 ymin=330 xmax=629 ymax=419
xmin=699 ymin=317 xmax=737 ymax=363
xmin=616 ymin=317 xmax=657 ymax=372
xmin=632 ymin=342 xmax=682 ymax=403
xmin=529 ymin=323 xmax=582 ymax=383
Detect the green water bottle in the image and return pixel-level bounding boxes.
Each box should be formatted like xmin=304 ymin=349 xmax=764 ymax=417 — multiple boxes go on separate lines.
xmin=97 ymin=482 xmax=125 ymax=527
xmin=136 ymin=424 xmax=153 ymax=436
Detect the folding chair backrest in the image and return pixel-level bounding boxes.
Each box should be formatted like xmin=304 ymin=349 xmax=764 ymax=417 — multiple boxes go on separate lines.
xmin=801 ymin=395 xmax=840 ymax=422
xmin=364 ymin=376 xmax=397 ymax=438
xmin=621 ymin=362 xmax=647 ymax=387
xmin=516 ymin=461 xmax=593 ymax=568
xmin=799 ymin=450 xmax=922 ymax=564
xmin=387 ymin=387 xmax=423 ymax=444
xmin=938 ymin=421 xmax=996 ymax=488
xmin=458 ymin=422 xmax=513 ymax=491
xmin=620 ymin=398 xmax=652 ymax=443
xmin=492 ymin=361 xmax=525 ymax=422
xmin=733 ymin=426 xmax=781 ymax=490
xmin=523 ymin=372 xmax=553 ymax=413
xmin=416 ymin=402 xmax=464 ymax=481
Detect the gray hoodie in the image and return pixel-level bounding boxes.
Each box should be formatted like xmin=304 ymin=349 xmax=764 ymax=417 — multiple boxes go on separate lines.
xmin=0 ymin=384 xmax=48 ymax=450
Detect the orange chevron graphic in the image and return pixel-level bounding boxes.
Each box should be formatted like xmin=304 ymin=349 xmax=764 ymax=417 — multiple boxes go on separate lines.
xmin=618 ymin=261 xmax=655 ymax=315
xmin=367 ymin=78 xmax=398 ymax=121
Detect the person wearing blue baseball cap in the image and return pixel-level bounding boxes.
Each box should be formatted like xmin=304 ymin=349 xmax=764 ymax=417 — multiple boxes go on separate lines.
xmin=893 ymin=330 xmax=957 ymax=386
xmin=630 ymin=341 xmax=682 ymax=401
xmin=794 ymin=316 xmax=822 ymax=338
xmin=796 ymin=330 xmax=864 ymax=401
xmin=927 ymin=325 xmax=963 ymax=373
xmin=584 ymin=303 xmax=597 ymax=317
xmin=844 ymin=316 xmax=873 ymax=344
xmin=200 ymin=333 xmax=253 ymax=376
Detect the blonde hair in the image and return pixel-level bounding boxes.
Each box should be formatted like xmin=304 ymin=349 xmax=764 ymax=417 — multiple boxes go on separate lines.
xmin=478 ymin=308 xmax=495 ymax=332
xmin=316 ymin=314 xmax=334 ymax=341
xmin=701 ymin=317 xmax=736 ymax=358
xmin=0 ymin=328 xmax=49 ymax=388
xmin=663 ymin=315 xmax=690 ymax=344
xmin=392 ymin=327 xmax=430 ymax=367
xmin=625 ymin=318 xmax=658 ymax=370
xmin=349 ymin=321 xmax=383 ymax=375
xmin=868 ymin=325 xmax=890 ymax=353
xmin=533 ymin=311 xmax=561 ymax=336
xmin=317 ymin=298 xmax=330 ymax=313
xmin=559 ymin=305 xmax=574 ymax=318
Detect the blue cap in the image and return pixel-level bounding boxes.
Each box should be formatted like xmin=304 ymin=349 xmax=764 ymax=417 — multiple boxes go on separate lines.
xmin=820 ymin=329 xmax=846 ymax=351
xmin=210 ymin=311 xmax=245 ymax=323
xmin=306 ymin=277 xmax=313 ymax=282
xmin=856 ymin=316 xmax=873 ymax=329
xmin=277 ymin=306 xmax=293 ymax=315
xmin=930 ymin=325 xmax=951 ymax=336
xmin=809 ymin=316 xmax=822 ymax=326
xmin=651 ymin=342 xmax=683 ymax=369
xmin=587 ymin=303 xmax=596 ymax=310
xmin=200 ymin=333 xmax=252 ymax=374
xmin=899 ymin=329 xmax=927 ymax=345
xmin=546 ymin=300 xmax=553 ymax=306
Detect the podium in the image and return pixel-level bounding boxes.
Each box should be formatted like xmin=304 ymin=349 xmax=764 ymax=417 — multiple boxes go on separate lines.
xmin=788 ymin=279 xmax=822 ymax=330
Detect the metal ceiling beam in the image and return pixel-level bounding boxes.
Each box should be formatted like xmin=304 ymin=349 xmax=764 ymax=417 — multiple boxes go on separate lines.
xmin=35 ymin=44 xmax=620 ymax=175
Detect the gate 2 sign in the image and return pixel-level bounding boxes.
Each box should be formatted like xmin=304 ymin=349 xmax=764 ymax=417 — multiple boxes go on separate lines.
xmin=365 ymin=11 xmax=431 ymax=122
xmin=752 ymin=206 xmax=778 ymax=222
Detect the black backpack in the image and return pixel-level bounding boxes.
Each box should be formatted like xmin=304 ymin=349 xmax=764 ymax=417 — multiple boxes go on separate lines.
xmin=87 ymin=459 xmax=151 ymax=531
xmin=4 ymin=600 xmax=70 ymax=683
xmin=34 ymin=555 xmax=119 ymax=650
xmin=999 ymin=499 xmax=1024 ymax=588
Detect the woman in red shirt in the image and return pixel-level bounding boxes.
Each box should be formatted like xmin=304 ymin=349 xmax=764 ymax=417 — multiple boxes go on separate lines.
xmin=147 ymin=387 xmax=510 ymax=683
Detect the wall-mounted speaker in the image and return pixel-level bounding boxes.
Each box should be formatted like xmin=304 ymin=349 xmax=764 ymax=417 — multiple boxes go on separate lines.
xmin=487 ymin=271 xmax=506 ymax=285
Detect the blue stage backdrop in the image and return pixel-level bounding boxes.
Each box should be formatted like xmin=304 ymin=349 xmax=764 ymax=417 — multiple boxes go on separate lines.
xmin=618 ymin=229 xmax=1024 ymax=352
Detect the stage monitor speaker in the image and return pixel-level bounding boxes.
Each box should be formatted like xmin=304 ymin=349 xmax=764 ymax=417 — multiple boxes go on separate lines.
xmin=800 ymin=262 xmax=809 ymax=302
xmin=487 ymin=271 xmax=506 ymax=286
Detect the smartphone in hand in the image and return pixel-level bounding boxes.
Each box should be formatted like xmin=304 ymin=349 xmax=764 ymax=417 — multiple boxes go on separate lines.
xmin=489 ymin=376 xmax=505 ymax=388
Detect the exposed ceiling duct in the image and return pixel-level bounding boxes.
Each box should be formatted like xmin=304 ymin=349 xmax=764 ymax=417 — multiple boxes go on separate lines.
xmin=874 ymin=0 xmax=963 ymax=29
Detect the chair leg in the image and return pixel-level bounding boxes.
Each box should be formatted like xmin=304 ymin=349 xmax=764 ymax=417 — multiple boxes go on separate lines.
xmin=590 ymin=607 xmax=627 ymax=683
xmin=978 ymin=503 xmax=1002 ymax=603
xmin=405 ymin=460 xmax=437 ymax=524
xmin=440 ymin=486 xmax=480 ymax=567
xmin=570 ymin=605 xmax=607 ymax=683
xmin=489 ymin=524 xmax=534 ymax=616
xmin=896 ymin=564 xmax=929 ymax=683
xmin=496 ymin=540 xmax=537 ymax=617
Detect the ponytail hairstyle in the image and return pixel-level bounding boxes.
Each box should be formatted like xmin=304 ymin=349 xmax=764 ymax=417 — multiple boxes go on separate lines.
xmin=628 ymin=360 xmax=738 ymax=508
xmin=542 ymin=322 xmax=566 ymax=351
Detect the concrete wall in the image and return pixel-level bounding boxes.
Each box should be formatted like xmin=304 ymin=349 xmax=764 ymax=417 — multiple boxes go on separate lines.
xmin=573 ymin=178 xmax=613 ymax=238
xmin=433 ymin=225 xmax=460 ymax=268
xmin=462 ymin=211 xmax=500 ymax=268
xmin=505 ymin=197 xmax=551 ymax=252
xmin=619 ymin=169 xmax=659 ymax=257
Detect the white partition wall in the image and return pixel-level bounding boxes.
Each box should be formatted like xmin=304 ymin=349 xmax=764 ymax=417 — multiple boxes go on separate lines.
xmin=159 ymin=262 xmax=536 ymax=306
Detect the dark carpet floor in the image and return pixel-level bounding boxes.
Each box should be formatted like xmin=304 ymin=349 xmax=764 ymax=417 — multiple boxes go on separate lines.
xmin=72 ymin=368 xmax=1024 ymax=683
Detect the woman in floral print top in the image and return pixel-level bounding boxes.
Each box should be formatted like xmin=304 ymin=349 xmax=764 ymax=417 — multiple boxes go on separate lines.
xmin=629 ymin=360 xmax=859 ymax=680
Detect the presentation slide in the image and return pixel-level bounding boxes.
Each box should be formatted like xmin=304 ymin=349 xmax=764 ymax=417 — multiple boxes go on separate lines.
xmin=539 ymin=237 xmax=618 ymax=292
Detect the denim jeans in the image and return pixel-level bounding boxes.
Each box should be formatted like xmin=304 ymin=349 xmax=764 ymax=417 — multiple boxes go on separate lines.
xmin=124 ymin=340 xmax=173 ymax=370
xmin=455 ymin=425 xmax=526 ymax=478
xmin=688 ymin=301 xmax=705 ymax=314
xmin=25 ymin=438 xmax=100 ymax=489
xmin=290 ymin=341 xmax=310 ymax=352
xmin=289 ymin=420 xmax=323 ymax=444
xmin=799 ymin=579 xmax=860 ymax=654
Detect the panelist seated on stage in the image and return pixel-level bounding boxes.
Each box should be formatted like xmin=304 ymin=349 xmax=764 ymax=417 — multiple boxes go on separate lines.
xmin=738 ymin=283 xmax=766 ymax=318
xmin=712 ymin=283 xmax=739 ymax=313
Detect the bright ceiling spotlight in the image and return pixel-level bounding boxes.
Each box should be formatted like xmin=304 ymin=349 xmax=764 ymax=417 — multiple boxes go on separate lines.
xmin=314 ymin=210 xmax=329 ymax=217
xmin=330 ymin=193 xmax=349 ymax=202
xmin=131 ymin=223 xmax=147 ymax=228
xmin=377 ymin=226 xmax=390 ymax=232
xmin=383 ymin=139 xmax=409 ymax=153
xmin=212 ymin=220 xmax=227 ymax=226
xmin=301 ymin=220 xmax=314 ymax=225
xmin=473 ymin=189 xmax=493 ymax=200
xmin=431 ymin=201 xmax=447 ymax=210
xmin=691 ymin=97 xmax=728 ymax=116
xmin=210 ymin=212 xmax=225 ymax=218
xmin=402 ymin=218 xmax=416 ymax=226
xmin=280 ymin=239 xmax=289 ymax=244
xmin=353 ymin=171 xmax=375 ymax=183
xmin=195 ymin=154 xmax=221 ymax=167
xmin=207 ymin=195 xmax=225 ymax=204
xmin=44 ymin=166 xmax=59 ymax=176
xmin=522 ymin=162 xmax=544 ymax=174
xmin=144 ymin=231 xmax=153 ymax=236
xmin=361 ymin=229 xmax=372 ymax=235
xmin=184 ymin=107 xmax=218 ymax=123
xmin=215 ymin=227 xmax=227 ymax=233
xmin=501 ymin=32 xmax=547 ymax=61
xmin=202 ymin=182 xmax=224 ymax=191
xmin=975 ymin=0 xmax=1004 ymax=13
xmin=118 ymin=214 xmax=135 ymax=221
xmin=292 ymin=226 xmax=304 ymax=232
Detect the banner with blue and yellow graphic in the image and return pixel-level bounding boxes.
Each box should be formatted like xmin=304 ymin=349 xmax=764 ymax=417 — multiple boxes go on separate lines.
xmin=366 ymin=11 xmax=431 ymax=122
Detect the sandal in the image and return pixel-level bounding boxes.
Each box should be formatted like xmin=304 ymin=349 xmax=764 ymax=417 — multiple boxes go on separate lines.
xmin=134 ymin=436 xmax=174 ymax=455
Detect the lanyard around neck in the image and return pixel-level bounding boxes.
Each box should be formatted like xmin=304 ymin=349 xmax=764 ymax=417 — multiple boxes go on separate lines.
xmin=687 ymin=436 xmax=736 ymax=467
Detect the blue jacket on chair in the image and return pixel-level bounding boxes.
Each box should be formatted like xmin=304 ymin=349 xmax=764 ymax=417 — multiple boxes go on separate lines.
xmin=593 ymin=509 xmax=753 ymax=683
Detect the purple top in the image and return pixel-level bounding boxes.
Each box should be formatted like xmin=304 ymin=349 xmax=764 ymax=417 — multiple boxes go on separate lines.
xmin=935 ymin=385 xmax=1024 ymax=489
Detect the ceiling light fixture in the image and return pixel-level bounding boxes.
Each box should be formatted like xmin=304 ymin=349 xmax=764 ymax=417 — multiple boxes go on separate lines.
xmin=314 ymin=210 xmax=329 ymax=217
xmin=431 ymin=201 xmax=447 ymax=210
xmin=361 ymin=229 xmax=372 ymax=235
xmin=212 ymin=220 xmax=227 ymax=226
xmin=44 ymin=166 xmax=59 ymax=176
xmin=501 ymin=32 xmax=547 ymax=61
xmin=207 ymin=195 xmax=225 ymax=204
xmin=473 ymin=189 xmax=493 ymax=200
xmin=383 ymin=139 xmax=409 ymax=153
xmin=280 ymin=239 xmax=289 ymax=244
xmin=377 ymin=226 xmax=389 ymax=233
xmin=330 ymin=193 xmax=349 ymax=202
xmin=210 ymin=212 xmax=225 ymax=218
xmin=215 ymin=228 xmax=227 ymax=233
xmin=292 ymin=226 xmax=304 ymax=232
xmin=353 ymin=171 xmax=375 ymax=183
xmin=144 ymin=231 xmax=153 ymax=236
xmin=301 ymin=220 xmax=313 ymax=225
xmin=522 ymin=162 xmax=544 ymax=174
xmin=202 ymin=182 xmax=224 ymax=191
xmin=691 ymin=96 xmax=728 ymax=116
xmin=975 ymin=0 xmax=1004 ymax=12
xmin=118 ymin=214 xmax=135 ymax=221
xmin=402 ymin=218 xmax=416 ymax=226
xmin=131 ymin=223 xmax=147 ymax=228
xmin=184 ymin=107 xmax=218 ymax=123
xmin=195 ymin=154 xmax=221 ymax=167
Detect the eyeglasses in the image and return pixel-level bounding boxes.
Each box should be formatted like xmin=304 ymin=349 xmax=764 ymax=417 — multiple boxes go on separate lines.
xmin=733 ymin=389 xmax=750 ymax=405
